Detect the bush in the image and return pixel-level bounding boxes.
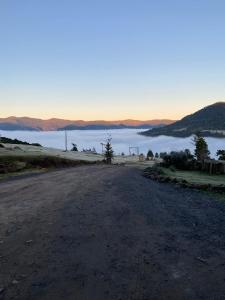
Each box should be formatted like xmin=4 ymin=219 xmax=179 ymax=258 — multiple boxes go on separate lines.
xmin=0 ymin=144 xmax=4 ymax=148
xmin=161 ymin=150 xmax=194 ymax=170
xmin=0 ymin=155 xmax=94 ymax=174
xmin=71 ymin=143 xmax=78 ymax=151
xmin=147 ymin=150 xmax=154 ymax=159
xmin=145 ymin=165 xmax=165 ymax=176
xmin=217 ymin=150 xmax=225 ymax=160
xmin=0 ymin=137 xmax=42 ymax=147
xmin=159 ymin=152 xmax=167 ymax=159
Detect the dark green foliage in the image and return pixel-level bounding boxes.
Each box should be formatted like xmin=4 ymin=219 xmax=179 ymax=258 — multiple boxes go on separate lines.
xmin=159 ymin=152 xmax=167 ymax=159
xmin=0 ymin=136 xmax=42 ymax=147
xmin=155 ymin=152 xmax=159 ymax=158
xmin=71 ymin=143 xmax=78 ymax=151
xmin=0 ymin=155 xmax=94 ymax=174
xmin=147 ymin=150 xmax=154 ymax=158
xmin=193 ymin=134 xmax=210 ymax=161
xmin=169 ymin=165 xmax=176 ymax=172
xmin=144 ymin=165 xmax=165 ymax=176
xmin=162 ymin=150 xmax=194 ymax=170
xmin=217 ymin=150 xmax=225 ymax=160
xmin=104 ymin=139 xmax=114 ymax=164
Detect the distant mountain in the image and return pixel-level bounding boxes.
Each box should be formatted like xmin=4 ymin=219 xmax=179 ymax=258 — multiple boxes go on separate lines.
xmin=141 ymin=102 xmax=225 ymax=138
xmin=0 ymin=117 xmax=175 ymax=131
xmin=0 ymin=122 xmax=36 ymax=131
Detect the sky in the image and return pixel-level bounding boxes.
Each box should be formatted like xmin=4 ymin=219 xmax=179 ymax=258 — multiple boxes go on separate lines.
xmin=1 ymin=0 xmax=225 ymax=120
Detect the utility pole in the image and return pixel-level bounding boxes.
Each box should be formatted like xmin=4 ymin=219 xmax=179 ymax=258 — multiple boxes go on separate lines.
xmin=100 ymin=142 xmax=105 ymax=154
xmin=65 ymin=130 xmax=68 ymax=151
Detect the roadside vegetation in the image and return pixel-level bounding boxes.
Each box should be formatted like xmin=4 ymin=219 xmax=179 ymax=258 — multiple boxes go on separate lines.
xmin=0 ymin=155 xmax=96 ymax=178
xmin=0 ymin=136 xmax=41 ymax=147
xmin=144 ymin=134 xmax=225 ymax=194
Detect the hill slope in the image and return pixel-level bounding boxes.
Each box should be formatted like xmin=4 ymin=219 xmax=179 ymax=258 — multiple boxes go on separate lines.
xmin=0 ymin=117 xmax=174 ymax=131
xmin=141 ymin=102 xmax=225 ymax=137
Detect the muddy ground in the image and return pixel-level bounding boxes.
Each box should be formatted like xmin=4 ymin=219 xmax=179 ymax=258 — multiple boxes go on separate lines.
xmin=0 ymin=165 xmax=225 ymax=300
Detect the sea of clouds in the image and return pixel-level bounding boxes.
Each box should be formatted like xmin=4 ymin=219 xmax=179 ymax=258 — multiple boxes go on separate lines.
xmin=1 ymin=129 xmax=225 ymax=158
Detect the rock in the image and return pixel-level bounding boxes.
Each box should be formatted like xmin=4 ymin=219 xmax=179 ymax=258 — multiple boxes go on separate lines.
xmin=12 ymin=280 xmax=19 ymax=285
xmin=25 ymin=240 xmax=33 ymax=244
xmin=196 ymin=256 xmax=208 ymax=264
xmin=0 ymin=288 xmax=5 ymax=294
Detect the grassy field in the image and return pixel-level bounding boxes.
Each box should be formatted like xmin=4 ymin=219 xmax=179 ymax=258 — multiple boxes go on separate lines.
xmin=0 ymin=143 xmax=155 ymax=169
xmin=162 ymin=168 xmax=225 ymax=186
xmin=0 ymin=143 xmax=155 ymax=180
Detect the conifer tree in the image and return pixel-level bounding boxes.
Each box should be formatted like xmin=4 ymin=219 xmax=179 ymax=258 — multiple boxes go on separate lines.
xmin=104 ymin=138 xmax=114 ymax=164
xmin=193 ymin=133 xmax=210 ymax=161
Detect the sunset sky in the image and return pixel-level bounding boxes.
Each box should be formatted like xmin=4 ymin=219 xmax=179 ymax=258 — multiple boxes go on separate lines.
xmin=1 ymin=0 xmax=225 ymax=120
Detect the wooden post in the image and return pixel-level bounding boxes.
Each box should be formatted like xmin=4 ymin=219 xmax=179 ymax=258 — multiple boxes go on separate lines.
xmin=209 ymin=161 xmax=213 ymax=175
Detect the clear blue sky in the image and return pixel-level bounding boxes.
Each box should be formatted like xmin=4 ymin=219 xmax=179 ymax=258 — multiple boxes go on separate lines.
xmin=1 ymin=0 xmax=225 ymax=120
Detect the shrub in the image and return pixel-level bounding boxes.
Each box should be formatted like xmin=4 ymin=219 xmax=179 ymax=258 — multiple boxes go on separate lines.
xmin=159 ymin=152 xmax=167 ymax=159
xmin=145 ymin=165 xmax=165 ymax=176
xmin=147 ymin=150 xmax=154 ymax=159
xmin=161 ymin=150 xmax=194 ymax=170
xmin=71 ymin=143 xmax=78 ymax=151
xmin=0 ymin=137 xmax=42 ymax=147
xmin=217 ymin=150 xmax=225 ymax=160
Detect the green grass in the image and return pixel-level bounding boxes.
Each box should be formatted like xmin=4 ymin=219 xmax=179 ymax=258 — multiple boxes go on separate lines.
xmin=162 ymin=168 xmax=225 ymax=186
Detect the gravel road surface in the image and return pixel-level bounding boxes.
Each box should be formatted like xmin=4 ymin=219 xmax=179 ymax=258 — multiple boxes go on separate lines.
xmin=0 ymin=165 xmax=225 ymax=300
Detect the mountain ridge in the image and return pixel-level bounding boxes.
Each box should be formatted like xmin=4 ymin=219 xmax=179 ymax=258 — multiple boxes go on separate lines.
xmin=141 ymin=102 xmax=225 ymax=138
xmin=0 ymin=116 xmax=175 ymax=131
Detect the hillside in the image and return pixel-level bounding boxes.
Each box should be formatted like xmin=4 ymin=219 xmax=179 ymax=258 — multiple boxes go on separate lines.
xmin=141 ymin=102 xmax=225 ymax=138
xmin=0 ymin=117 xmax=174 ymax=131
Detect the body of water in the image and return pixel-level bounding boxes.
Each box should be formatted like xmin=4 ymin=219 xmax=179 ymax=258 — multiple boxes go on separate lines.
xmin=1 ymin=129 xmax=225 ymax=158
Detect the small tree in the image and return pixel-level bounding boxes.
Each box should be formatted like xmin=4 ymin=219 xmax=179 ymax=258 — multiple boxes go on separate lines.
xmin=217 ymin=150 xmax=225 ymax=160
xmin=71 ymin=143 xmax=78 ymax=151
xmin=193 ymin=134 xmax=210 ymax=161
xmin=104 ymin=138 xmax=114 ymax=164
xmin=155 ymin=152 xmax=159 ymax=158
xmin=160 ymin=152 xmax=167 ymax=159
xmin=147 ymin=149 xmax=154 ymax=160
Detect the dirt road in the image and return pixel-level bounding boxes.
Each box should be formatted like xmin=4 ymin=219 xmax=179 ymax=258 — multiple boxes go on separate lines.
xmin=0 ymin=165 xmax=225 ymax=300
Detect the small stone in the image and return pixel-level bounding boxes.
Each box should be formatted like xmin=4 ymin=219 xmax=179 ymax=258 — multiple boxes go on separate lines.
xmin=196 ymin=256 xmax=208 ymax=264
xmin=25 ymin=240 xmax=33 ymax=244
xmin=12 ymin=280 xmax=19 ymax=285
xmin=0 ymin=241 xmax=3 ymax=244
xmin=0 ymin=287 xmax=5 ymax=294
